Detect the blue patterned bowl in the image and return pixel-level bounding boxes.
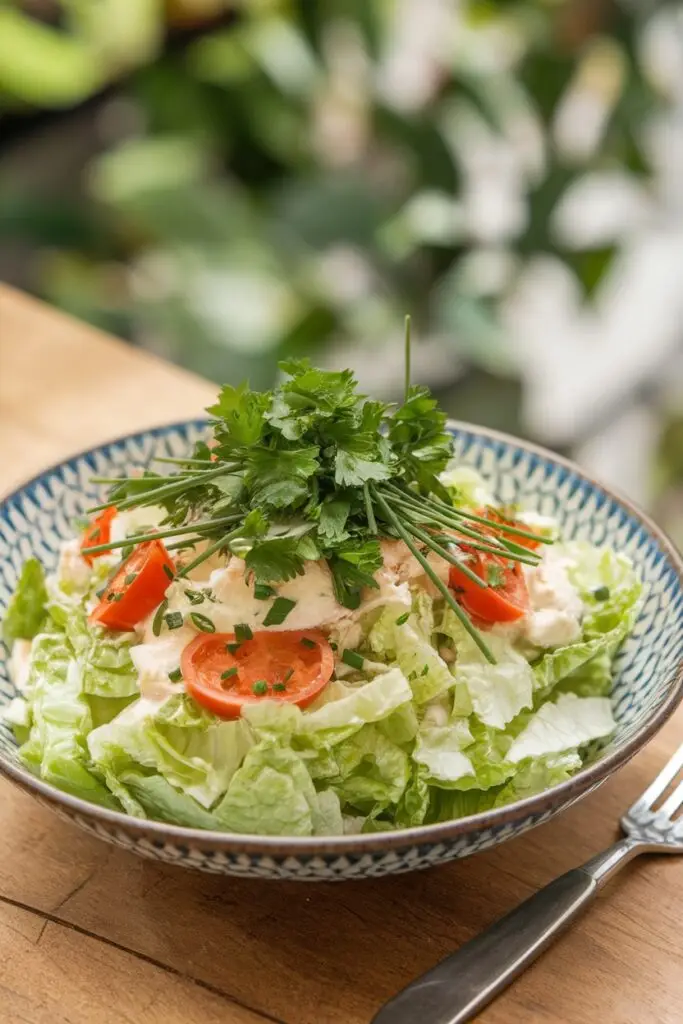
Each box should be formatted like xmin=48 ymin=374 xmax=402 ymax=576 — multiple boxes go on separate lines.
xmin=1 ymin=421 xmax=682 ymax=880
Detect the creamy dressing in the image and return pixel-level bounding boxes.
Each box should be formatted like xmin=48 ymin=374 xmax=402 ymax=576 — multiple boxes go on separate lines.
xmin=521 ymin=549 xmax=583 ymax=648
xmin=130 ymin=628 xmax=195 ymax=700
xmin=203 ymin=556 xmax=351 ymax=633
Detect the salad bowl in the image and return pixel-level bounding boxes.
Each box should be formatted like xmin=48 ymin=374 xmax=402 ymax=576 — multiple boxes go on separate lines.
xmin=1 ymin=419 xmax=682 ymax=881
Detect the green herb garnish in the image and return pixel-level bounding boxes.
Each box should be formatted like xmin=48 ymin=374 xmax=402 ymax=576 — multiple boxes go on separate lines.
xmin=593 ymin=585 xmax=611 ymax=601
xmin=234 ymin=623 xmax=253 ymax=642
xmin=168 ymin=667 xmax=182 ymax=683
xmin=190 ymin=612 xmax=215 ymax=633
xmin=184 ymin=589 xmax=205 ymax=605
xmin=395 ymin=612 xmax=410 ymax=626
xmin=162 ymin=563 xmax=175 ymax=582
xmin=124 ymin=572 xmax=138 ymax=586
xmin=164 ymin=611 xmax=184 ymax=630
xmin=263 ymin=597 xmax=297 ymax=628
xmin=486 ymin=563 xmax=506 ymax=588
xmin=85 ymin=345 xmax=555 ymax=664
xmin=300 ymin=637 xmax=316 ymax=649
xmin=152 ymin=598 xmax=169 ymax=637
xmin=221 ymin=667 xmax=238 ymax=681
xmin=342 ymin=649 xmax=364 ymax=670
xmin=226 ymin=642 xmax=241 ymax=654
xmin=252 ymin=680 xmax=268 ymax=695
xmin=273 ymin=682 xmax=287 ymax=692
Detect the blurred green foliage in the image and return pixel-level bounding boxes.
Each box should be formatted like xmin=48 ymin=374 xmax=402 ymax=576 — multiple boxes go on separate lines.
xmin=1 ymin=0 xmax=682 ymax=532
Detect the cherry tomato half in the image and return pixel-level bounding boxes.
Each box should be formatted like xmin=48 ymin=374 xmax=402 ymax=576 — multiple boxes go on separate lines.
xmin=478 ymin=507 xmax=542 ymax=551
xmin=89 ymin=539 xmax=175 ymax=631
xmin=80 ymin=506 xmax=117 ymax=565
xmin=181 ymin=629 xmax=334 ymax=720
xmin=449 ymin=551 xmax=529 ymax=625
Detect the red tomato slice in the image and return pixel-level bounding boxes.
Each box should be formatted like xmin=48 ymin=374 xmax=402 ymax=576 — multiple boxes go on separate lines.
xmin=80 ymin=506 xmax=117 ymax=565
xmin=181 ymin=630 xmax=334 ymax=720
xmin=89 ymin=540 xmax=175 ymax=631
xmin=478 ymin=507 xmax=542 ymax=551
xmin=449 ymin=551 xmax=529 ymax=625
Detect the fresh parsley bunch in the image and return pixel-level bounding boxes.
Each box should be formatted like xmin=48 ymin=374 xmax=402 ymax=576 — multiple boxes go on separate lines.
xmin=86 ymin=358 xmax=546 ymax=661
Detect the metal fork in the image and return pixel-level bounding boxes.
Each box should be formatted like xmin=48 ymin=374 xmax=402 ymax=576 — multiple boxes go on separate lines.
xmin=372 ymin=744 xmax=683 ymax=1024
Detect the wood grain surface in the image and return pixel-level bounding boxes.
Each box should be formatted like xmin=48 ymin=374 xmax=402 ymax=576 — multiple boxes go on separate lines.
xmin=1 ymin=284 xmax=682 ymax=1024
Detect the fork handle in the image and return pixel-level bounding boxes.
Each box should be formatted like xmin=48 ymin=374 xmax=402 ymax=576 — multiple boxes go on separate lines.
xmin=371 ymin=839 xmax=641 ymax=1024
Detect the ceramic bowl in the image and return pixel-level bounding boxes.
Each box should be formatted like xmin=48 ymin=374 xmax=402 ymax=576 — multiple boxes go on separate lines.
xmin=1 ymin=421 xmax=682 ymax=881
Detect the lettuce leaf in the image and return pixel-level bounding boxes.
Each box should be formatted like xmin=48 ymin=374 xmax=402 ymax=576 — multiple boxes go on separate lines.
xmin=438 ymin=608 xmax=534 ymax=728
xmin=89 ymin=693 xmax=252 ymax=809
xmin=19 ymin=633 xmax=118 ymax=808
xmin=324 ymin=725 xmax=410 ymax=810
xmin=414 ymin=719 xmax=474 ymax=786
xmin=507 ymin=693 xmax=615 ymax=763
xmin=2 ymin=558 xmax=47 ymax=648
xmin=369 ymin=606 xmax=455 ymax=704
xmin=531 ymin=545 xmax=640 ymax=696
xmin=214 ymin=742 xmax=343 ymax=836
xmin=66 ymin=612 xmax=139 ymax=698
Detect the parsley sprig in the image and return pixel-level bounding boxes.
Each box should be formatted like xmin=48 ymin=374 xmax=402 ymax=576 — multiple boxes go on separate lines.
xmin=83 ymin=327 xmax=550 ymax=663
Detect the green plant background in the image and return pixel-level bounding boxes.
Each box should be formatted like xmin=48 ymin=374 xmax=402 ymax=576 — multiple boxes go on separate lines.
xmin=1 ymin=0 xmax=682 ymax=543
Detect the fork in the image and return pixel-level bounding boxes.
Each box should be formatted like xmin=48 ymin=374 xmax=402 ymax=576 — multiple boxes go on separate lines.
xmin=372 ymin=744 xmax=683 ymax=1024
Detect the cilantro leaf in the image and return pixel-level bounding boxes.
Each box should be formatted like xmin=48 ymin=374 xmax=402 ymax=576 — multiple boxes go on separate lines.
xmin=244 ymin=537 xmax=307 ymax=583
xmin=389 ymin=385 xmax=453 ymax=493
xmin=208 ymin=382 xmax=268 ymax=449
xmin=328 ymin=538 xmax=382 ymax=609
xmin=245 ymin=447 xmax=319 ymax=510
xmin=318 ymin=498 xmax=351 ymax=544
xmin=335 ymin=450 xmax=392 ymax=487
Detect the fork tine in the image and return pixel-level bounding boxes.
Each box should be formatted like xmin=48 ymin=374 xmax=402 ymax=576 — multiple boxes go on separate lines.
xmin=629 ymin=742 xmax=683 ymax=815
xmin=658 ymin=777 xmax=683 ymax=820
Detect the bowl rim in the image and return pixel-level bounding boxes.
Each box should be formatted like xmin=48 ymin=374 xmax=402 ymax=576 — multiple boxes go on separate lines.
xmin=1 ymin=416 xmax=682 ymax=857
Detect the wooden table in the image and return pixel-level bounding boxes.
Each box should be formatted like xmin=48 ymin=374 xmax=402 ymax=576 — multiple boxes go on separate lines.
xmin=1 ymin=284 xmax=681 ymax=1024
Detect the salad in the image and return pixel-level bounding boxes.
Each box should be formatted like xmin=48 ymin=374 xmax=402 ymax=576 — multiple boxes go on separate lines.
xmin=1 ymin=359 xmax=641 ymax=836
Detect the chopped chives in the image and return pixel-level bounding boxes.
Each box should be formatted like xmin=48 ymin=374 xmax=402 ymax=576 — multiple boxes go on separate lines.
xmin=273 ymin=682 xmax=286 ymax=692
xmin=190 ymin=612 xmax=215 ymax=633
xmin=162 ymin=564 xmax=175 ymax=581
xmin=164 ymin=611 xmax=184 ymax=630
xmin=263 ymin=597 xmax=296 ymax=628
xmin=395 ymin=612 xmax=409 ymax=626
xmin=593 ymin=585 xmax=610 ymax=601
xmin=420 ymin=665 xmax=429 ymax=677
xmin=283 ymin=668 xmax=294 ymax=683
xmin=221 ymin=667 xmax=238 ymax=681
xmin=152 ymin=598 xmax=169 ymax=637
xmin=252 ymin=680 xmax=268 ymax=695
xmin=329 ymin=641 xmax=338 ymax=651
xmin=124 ymin=573 xmax=138 ymax=586
xmin=184 ymin=589 xmax=205 ymax=605
xmin=234 ymin=623 xmax=253 ymax=642
xmin=342 ymin=649 xmax=364 ymax=670
xmin=226 ymin=642 xmax=241 ymax=654
xmin=168 ymin=667 xmax=182 ymax=683
xmin=300 ymin=637 xmax=316 ymax=649
xmin=254 ymin=583 xmax=275 ymax=600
